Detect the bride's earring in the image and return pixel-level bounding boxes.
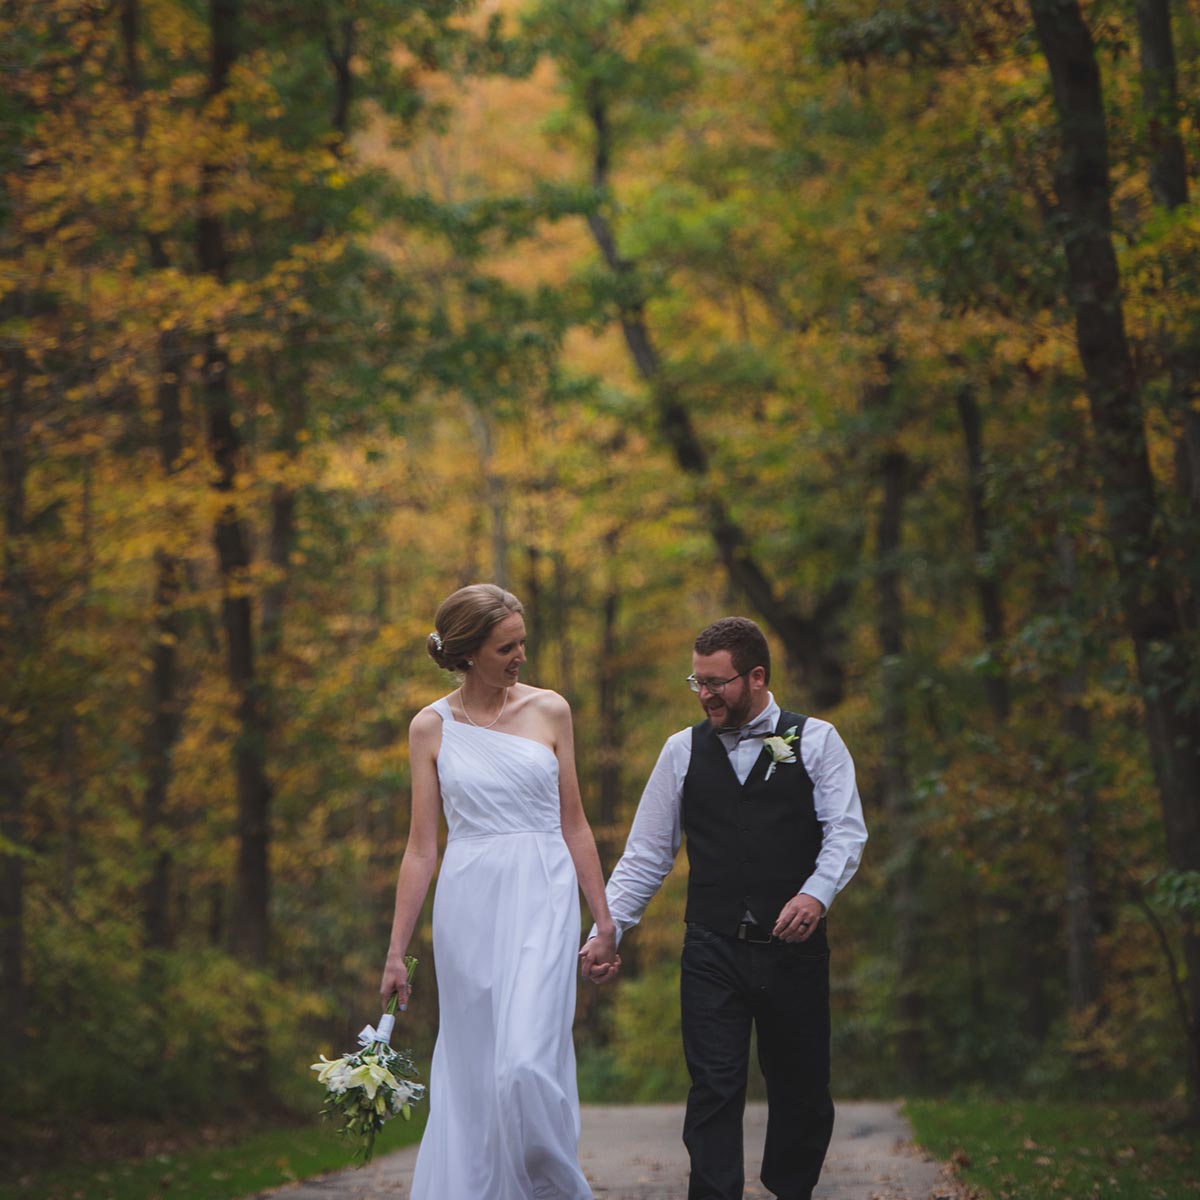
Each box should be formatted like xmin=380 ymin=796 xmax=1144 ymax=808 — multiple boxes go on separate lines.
xmin=466 ymin=659 xmax=474 ymax=668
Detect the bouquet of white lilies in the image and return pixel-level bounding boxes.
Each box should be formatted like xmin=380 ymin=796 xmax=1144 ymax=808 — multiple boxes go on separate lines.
xmin=311 ymin=955 xmax=426 ymax=1163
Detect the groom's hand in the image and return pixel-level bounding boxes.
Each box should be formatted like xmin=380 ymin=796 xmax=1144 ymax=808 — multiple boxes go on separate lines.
xmin=773 ymin=893 xmax=825 ymax=942
xmin=579 ymin=933 xmax=621 ymax=984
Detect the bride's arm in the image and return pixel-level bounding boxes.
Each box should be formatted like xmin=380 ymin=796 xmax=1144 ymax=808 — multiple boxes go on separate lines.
xmin=548 ymin=694 xmax=620 ymax=978
xmin=380 ymin=708 xmax=442 ymax=1008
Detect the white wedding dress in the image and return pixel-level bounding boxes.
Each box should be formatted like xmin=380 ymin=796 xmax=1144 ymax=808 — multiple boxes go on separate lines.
xmin=410 ymin=696 xmax=592 ymax=1199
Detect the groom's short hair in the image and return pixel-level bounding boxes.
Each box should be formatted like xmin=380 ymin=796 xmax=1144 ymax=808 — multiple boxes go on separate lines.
xmin=694 ymin=617 xmax=771 ymax=686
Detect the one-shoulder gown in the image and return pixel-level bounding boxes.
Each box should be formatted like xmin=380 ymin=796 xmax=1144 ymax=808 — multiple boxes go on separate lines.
xmin=409 ymin=696 xmax=592 ymax=1199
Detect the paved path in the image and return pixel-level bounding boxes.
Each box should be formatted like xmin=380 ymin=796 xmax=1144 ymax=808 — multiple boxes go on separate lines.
xmin=264 ymin=1101 xmax=955 ymax=1199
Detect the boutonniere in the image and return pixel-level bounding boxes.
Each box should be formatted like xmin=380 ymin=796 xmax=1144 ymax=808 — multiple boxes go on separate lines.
xmin=763 ymin=726 xmax=799 ymax=780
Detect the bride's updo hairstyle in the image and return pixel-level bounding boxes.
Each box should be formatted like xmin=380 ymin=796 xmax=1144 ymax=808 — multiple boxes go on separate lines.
xmin=428 ymin=584 xmax=524 ymax=673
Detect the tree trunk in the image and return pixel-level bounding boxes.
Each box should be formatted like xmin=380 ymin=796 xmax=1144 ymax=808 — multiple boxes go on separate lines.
xmin=0 ymin=734 xmax=25 ymax=1066
xmin=325 ymin=15 xmax=355 ymax=143
xmin=141 ymin=316 xmax=186 ymax=952
xmin=260 ymin=379 xmax=304 ymax=663
xmin=1062 ymin=697 xmax=1100 ymax=1018
xmin=263 ymin=4 xmax=356 ymax=661
xmin=954 ymin=380 xmax=1010 ymax=723
xmin=553 ymin=551 xmax=574 ymax=703
xmin=1135 ymin=0 xmax=1188 ymax=211
xmin=260 ymin=488 xmax=294 ymax=661
xmin=876 ymin=447 xmax=922 ymax=1082
xmin=0 ymin=313 xmax=30 ymax=1063
xmin=142 ymin=549 xmax=183 ymax=952
xmin=465 ymin=402 xmax=508 ymax=589
xmin=144 ymin=204 xmax=187 ymax=954
xmin=60 ymin=716 xmax=81 ymax=911
xmin=596 ymin=529 xmax=622 ymax=872
xmin=1135 ymin=0 xmax=1200 ymax=613
xmin=583 ymin=86 xmax=852 ymax=709
xmin=1178 ymin=411 xmax=1200 ymax=510
xmin=125 ymin=0 xmax=192 ymax=961
xmin=198 ymin=0 xmax=271 ymax=967
xmin=1056 ymin=526 xmax=1102 ymax=1021
xmin=1029 ymin=0 xmax=1200 ymax=1118
xmin=207 ymin=370 xmax=272 ymax=968
xmin=524 ymin=544 xmax=543 ymax=681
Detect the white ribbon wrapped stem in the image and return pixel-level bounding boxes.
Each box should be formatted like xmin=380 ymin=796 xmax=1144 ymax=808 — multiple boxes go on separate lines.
xmin=358 ymin=1012 xmax=395 ymax=1048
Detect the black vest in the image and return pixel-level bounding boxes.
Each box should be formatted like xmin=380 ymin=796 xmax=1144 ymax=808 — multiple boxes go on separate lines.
xmin=681 ymin=710 xmax=821 ymax=935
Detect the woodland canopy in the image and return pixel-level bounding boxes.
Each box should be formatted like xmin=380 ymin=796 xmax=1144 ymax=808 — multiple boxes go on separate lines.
xmin=2 ymin=0 xmax=1199 ymax=1131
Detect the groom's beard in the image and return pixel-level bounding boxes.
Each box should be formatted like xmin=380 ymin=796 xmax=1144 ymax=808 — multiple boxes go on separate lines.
xmin=704 ymin=691 xmax=752 ymax=731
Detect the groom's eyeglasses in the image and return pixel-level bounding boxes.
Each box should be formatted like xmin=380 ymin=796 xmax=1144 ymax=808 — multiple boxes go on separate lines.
xmin=686 ymin=671 xmax=747 ymax=694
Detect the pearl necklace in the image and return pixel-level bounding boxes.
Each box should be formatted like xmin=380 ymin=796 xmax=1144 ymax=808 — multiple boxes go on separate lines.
xmin=461 ymin=686 xmax=507 ymax=729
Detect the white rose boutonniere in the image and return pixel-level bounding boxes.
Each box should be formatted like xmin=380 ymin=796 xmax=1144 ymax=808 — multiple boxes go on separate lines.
xmin=763 ymin=726 xmax=799 ymax=780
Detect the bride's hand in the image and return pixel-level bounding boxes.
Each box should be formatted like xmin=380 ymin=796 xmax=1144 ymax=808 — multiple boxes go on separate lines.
xmin=380 ymin=956 xmax=412 ymax=1011
xmin=578 ymin=930 xmax=621 ymax=984
xmin=588 ymin=953 xmax=621 ymax=983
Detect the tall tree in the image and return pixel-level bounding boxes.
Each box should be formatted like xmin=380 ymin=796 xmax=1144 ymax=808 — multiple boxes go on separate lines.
xmin=954 ymin=377 xmax=1010 ymax=723
xmin=876 ymin=440 xmax=923 ymax=1078
xmin=196 ymin=0 xmax=272 ymax=966
xmin=0 ymin=301 xmax=30 ymax=1064
xmin=1056 ymin=533 xmax=1101 ymax=1019
xmin=119 ymin=0 xmax=188 ymax=955
xmin=528 ymin=0 xmax=855 ymax=708
xmin=1136 ymin=0 xmax=1188 ymax=213
xmin=1027 ymin=0 xmax=1200 ymax=1116
xmin=1134 ymin=0 xmax=1200 ymax=575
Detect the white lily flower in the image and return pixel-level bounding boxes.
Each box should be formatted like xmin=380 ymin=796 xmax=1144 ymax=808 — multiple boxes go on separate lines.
xmin=346 ymin=1060 xmax=399 ymax=1101
xmin=311 ymin=1055 xmax=354 ymax=1095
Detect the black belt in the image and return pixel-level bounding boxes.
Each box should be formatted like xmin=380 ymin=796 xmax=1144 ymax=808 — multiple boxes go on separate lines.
xmin=735 ymin=921 xmax=773 ymax=944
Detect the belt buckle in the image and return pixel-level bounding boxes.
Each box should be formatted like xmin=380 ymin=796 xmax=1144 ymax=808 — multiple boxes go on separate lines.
xmin=737 ymin=922 xmax=772 ymax=944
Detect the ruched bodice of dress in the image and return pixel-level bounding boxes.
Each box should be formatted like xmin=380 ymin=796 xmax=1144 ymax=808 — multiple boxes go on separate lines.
xmin=433 ymin=697 xmax=561 ymax=839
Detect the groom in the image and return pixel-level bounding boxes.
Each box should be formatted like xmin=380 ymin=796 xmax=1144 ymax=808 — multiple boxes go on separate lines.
xmin=583 ymin=617 xmax=867 ymax=1200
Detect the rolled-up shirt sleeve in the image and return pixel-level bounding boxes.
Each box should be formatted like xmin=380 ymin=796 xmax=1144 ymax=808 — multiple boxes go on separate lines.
xmin=602 ymin=730 xmax=690 ymax=943
xmin=797 ymin=718 xmax=868 ymax=913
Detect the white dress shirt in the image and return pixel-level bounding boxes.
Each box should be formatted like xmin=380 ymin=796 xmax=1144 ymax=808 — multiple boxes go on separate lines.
xmin=602 ymin=694 xmax=868 ymax=942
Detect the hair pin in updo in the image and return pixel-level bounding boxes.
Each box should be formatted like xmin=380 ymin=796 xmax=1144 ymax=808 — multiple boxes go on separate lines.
xmin=430 ymin=631 xmax=444 ymax=652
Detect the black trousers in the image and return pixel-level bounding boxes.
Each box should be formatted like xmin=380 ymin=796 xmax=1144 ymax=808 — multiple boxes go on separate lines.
xmin=680 ymin=923 xmax=834 ymax=1200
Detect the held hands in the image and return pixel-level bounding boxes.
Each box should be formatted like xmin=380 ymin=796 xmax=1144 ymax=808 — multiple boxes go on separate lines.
xmin=772 ymin=892 xmax=825 ymax=943
xmin=578 ymin=929 xmax=621 ymax=984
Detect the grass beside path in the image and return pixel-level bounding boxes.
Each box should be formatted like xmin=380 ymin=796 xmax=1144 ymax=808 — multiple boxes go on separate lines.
xmin=905 ymin=1099 xmax=1198 ymax=1199
xmin=2 ymin=1112 xmax=426 ymax=1200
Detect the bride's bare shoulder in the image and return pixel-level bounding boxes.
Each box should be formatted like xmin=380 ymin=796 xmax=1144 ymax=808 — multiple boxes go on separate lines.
xmin=516 ymin=681 xmax=566 ymax=705
xmin=517 ymin=684 xmax=570 ymax=718
xmin=410 ymin=703 xmax=445 ymax=739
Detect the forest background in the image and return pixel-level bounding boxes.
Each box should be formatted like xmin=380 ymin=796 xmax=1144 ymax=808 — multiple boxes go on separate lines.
xmin=3 ymin=0 xmax=1200 ymax=1156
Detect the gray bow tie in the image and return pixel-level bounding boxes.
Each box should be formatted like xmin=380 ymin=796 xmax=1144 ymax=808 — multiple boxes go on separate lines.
xmin=719 ymin=716 xmax=775 ymax=747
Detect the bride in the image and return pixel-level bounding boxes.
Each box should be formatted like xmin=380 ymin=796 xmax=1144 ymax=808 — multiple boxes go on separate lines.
xmin=379 ymin=583 xmax=620 ymax=1199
